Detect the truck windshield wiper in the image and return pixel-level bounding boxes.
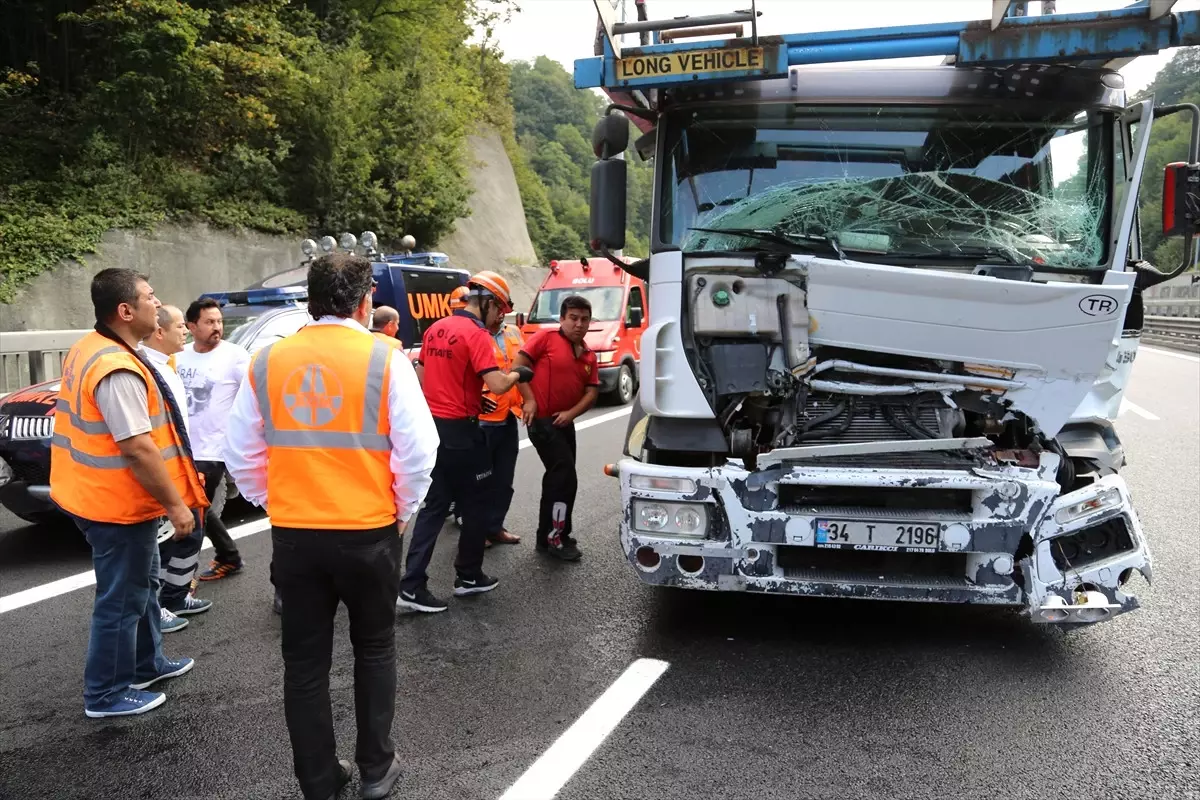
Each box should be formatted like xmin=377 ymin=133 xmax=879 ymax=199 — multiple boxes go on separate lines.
xmin=686 ymin=227 xmax=847 ymax=260
xmin=939 ymin=244 xmax=1029 ymax=265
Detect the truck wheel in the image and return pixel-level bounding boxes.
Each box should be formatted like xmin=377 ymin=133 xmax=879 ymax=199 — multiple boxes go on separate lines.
xmin=608 ymin=363 xmax=635 ymax=405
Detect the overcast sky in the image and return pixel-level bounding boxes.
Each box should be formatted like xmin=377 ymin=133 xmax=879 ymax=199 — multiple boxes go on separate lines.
xmin=486 ymin=0 xmax=1198 ymax=95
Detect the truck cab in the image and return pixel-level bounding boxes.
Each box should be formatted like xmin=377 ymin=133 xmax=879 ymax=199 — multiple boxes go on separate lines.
xmin=580 ymin=1 xmax=1199 ymax=626
xmin=518 ymin=257 xmax=648 ymax=404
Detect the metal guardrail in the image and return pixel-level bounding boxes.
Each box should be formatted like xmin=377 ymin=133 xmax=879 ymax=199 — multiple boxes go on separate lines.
xmin=1142 ymin=315 xmax=1200 ymax=353
xmin=0 ymin=329 xmax=91 ymax=395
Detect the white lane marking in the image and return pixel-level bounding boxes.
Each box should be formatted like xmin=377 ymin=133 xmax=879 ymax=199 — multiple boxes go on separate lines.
xmin=0 ymin=408 xmax=634 ymax=615
xmin=517 ymin=407 xmax=633 ymax=451
xmin=499 ymin=658 xmax=669 ymax=800
xmin=0 ymin=517 xmax=273 ymax=615
xmin=1139 ymin=346 xmax=1200 ymax=364
xmin=1119 ymin=399 xmax=1160 ymax=421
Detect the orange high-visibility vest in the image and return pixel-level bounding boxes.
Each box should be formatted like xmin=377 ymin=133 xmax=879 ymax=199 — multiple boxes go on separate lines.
xmin=480 ymin=323 xmax=525 ymax=423
xmin=373 ymin=331 xmax=404 ymax=350
xmin=250 ymin=325 xmax=397 ymax=530
xmin=50 ymin=331 xmax=208 ymax=524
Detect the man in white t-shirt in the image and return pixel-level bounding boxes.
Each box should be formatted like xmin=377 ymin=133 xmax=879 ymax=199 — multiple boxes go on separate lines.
xmin=142 ymin=304 xmax=213 ymax=628
xmin=177 ymin=298 xmax=252 ymax=581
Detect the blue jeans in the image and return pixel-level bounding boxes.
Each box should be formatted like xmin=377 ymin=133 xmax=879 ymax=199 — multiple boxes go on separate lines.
xmin=73 ymin=515 xmax=168 ymax=709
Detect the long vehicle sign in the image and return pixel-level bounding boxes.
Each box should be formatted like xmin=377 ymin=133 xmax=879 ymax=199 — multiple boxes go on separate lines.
xmin=615 ymin=46 xmax=766 ymax=82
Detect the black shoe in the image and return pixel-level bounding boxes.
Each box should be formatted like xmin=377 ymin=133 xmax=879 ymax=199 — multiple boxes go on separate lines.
xmin=453 ymin=573 xmax=499 ymax=596
xmin=537 ymin=540 xmax=583 ymax=562
xmin=272 ymin=590 xmax=282 ymax=615
xmin=360 ymin=753 xmax=403 ymax=799
xmin=396 ymin=587 xmax=448 ymax=613
xmin=321 ymin=759 xmax=352 ymax=800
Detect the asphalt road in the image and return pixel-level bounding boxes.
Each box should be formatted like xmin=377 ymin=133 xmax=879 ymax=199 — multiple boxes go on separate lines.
xmin=0 ymin=351 xmax=1197 ymax=800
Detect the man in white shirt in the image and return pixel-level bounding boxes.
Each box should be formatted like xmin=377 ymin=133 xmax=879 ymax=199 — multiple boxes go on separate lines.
xmin=142 ymin=305 xmax=213 ymax=628
xmin=224 ymin=253 xmax=438 ymax=800
xmin=177 ymin=298 xmax=252 ymax=581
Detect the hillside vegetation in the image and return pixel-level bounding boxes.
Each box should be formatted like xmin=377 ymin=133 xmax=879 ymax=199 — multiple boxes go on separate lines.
xmin=0 ymin=0 xmax=524 ymax=302
xmin=1132 ymin=47 xmax=1199 ymax=271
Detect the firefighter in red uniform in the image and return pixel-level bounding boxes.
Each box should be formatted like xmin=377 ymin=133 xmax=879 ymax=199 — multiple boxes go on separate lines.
xmin=397 ymin=271 xmax=533 ymax=613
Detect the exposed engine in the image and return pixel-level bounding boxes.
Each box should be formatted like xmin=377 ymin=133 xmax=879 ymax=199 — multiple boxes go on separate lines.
xmin=685 ymin=271 xmax=1043 ymax=469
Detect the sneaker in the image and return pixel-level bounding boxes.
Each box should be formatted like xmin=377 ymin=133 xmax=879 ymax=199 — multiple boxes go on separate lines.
xmin=453 ymin=573 xmax=499 ymax=596
xmin=130 ymin=657 xmax=195 ymax=691
xmin=159 ymin=607 xmax=189 ymax=634
xmin=198 ymin=559 xmax=243 ymax=581
xmin=396 ymin=587 xmax=448 ymax=613
xmin=166 ymin=595 xmax=212 ymax=616
xmin=85 ymin=689 xmax=166 ymax=718
xmin=536 ymin=540 xmax=583 ymax=562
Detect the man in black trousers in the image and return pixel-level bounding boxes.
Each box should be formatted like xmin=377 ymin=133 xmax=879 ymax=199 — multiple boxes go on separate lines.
xmin=514 ymin=295 xmax=600 ymax=561
xmin=224 ymin=253 xmax=439 ymax=800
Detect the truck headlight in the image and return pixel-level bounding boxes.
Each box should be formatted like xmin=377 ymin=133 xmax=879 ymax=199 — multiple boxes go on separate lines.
xmin=597 ymin=350 xmax=615 ymax=365
xmin=1054 ymin=487 xmax=1122 ymax=525
xmin=632 ymin=500 xmax=708 ymax=538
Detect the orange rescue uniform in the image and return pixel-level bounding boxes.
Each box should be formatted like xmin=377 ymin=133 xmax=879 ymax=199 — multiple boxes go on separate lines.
xmin=479 ymin=323 xmax=525 ymax=423
xmin=249 ymin=325 xmax=397 ymax=530
xmin=50 ymin=331 xmax=208 ymax=524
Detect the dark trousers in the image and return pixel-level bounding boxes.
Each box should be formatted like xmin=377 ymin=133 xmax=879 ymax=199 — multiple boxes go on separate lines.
xmin=158 ymin=526 xmax=203 ymax=609
xmin=71 ymin=515 xmax=168 ymax=709
xmin=272 ymin=523 xmax=401 ymax=800
xmin=482 ymin=415 xmax=519 ymax=537
xmin=400 ymin=418 xmax=494 ymax=593
xmin=196 ymin=460 xmax=239 ymax=564
xmin=527 ymin=418 xmax=578 ymax=547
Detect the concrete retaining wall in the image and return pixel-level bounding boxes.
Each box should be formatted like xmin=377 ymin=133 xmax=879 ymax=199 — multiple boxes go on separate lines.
xmin=0 ymin=128 xmax=546 ymax=331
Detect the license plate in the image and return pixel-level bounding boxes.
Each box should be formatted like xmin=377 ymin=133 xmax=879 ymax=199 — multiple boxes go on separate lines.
xmin=814 ymin=519 xmax=940 ymax=553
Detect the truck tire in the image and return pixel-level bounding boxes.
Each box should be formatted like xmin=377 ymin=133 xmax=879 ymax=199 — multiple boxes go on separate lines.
xmin=606 ymin=363 xmax=636 ymax=406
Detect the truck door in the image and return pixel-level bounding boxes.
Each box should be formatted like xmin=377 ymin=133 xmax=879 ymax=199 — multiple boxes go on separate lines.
xmin=1068 ymin=97 xmax=1155 ymax=426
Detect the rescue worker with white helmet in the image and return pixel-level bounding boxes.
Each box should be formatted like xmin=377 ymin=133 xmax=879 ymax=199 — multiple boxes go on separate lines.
xmin=398 ymin=271 xmax=533 ymax=613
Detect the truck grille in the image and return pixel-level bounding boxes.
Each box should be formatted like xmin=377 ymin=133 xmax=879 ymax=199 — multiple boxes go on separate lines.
xmin=777 ymin=546 xmax=973 ymax=586
xmin=777 ymin=484 xmax=974 ymax=514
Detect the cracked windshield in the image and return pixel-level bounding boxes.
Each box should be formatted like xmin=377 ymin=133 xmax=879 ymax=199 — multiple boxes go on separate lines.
xmin=663 ymin=103 xmax=1113 ymax=270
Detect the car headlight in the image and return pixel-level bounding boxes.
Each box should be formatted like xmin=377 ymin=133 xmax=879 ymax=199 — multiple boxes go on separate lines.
xmin=597 ymin=350 xmax=615 ymax=365
xmin=632 ymin=500 xmax=708 ymax=538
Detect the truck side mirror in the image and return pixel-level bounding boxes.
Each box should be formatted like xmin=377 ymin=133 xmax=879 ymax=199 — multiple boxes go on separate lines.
xmin=1163 ymin=162 xmax=1200 ymax=238
xmin=590 ymin=115 xmax=628 ymax=252
xmin=629 ymin=307 xmax=644 ymax=328
xmin=515 ymin=312 xmax=526 ymax=327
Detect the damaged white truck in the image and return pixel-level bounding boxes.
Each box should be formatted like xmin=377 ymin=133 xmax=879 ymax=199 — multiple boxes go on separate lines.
xmin=583 ymin=0 xmax=1200 ymax=625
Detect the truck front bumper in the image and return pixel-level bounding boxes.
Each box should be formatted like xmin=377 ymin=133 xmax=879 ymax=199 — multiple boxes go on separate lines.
xmin=613 ymin=456 xmax=1152 ymax=626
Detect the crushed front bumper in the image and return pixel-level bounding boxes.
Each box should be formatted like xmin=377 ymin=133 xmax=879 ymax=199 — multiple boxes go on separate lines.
xmin=614 ymin=455 xmax=1151 ymax=626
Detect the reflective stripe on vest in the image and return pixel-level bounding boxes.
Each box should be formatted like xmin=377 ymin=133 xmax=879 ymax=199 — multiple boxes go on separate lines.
xmin=252 ymin=339 xmax=391 ymax=451
xmin=49 ymin=332 xmax=207 ymax=524
xmin=250 ymin=326 xmax=397 ymax=530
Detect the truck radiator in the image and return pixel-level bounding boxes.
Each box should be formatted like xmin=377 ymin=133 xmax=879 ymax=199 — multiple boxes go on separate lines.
xmin=798 ymin=397 xmax=944 ymax=444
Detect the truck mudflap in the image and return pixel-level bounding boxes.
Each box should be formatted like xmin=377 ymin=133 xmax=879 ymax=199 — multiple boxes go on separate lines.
xmin=613 ymin=458 xmax=1151 ymax=626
